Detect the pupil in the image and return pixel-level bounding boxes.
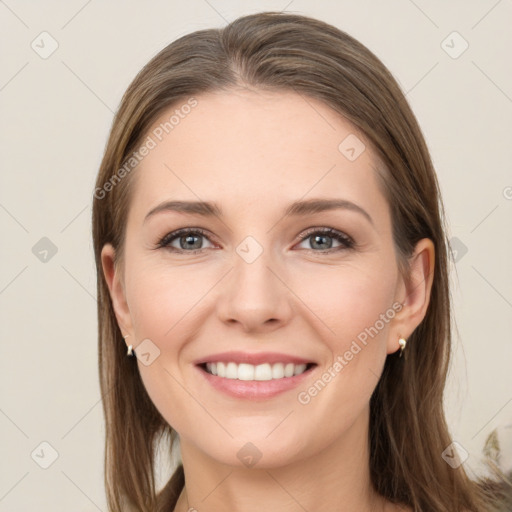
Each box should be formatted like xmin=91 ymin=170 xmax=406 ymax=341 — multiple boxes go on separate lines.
xmin=182 ymin=234 xmax=201 ymax=250
xmin=312 ymin=234 xmax=332 ymax=250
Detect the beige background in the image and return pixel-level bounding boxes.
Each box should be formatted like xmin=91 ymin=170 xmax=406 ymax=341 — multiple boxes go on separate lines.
xmin=1 ymin=1 xmax=511 ymax=510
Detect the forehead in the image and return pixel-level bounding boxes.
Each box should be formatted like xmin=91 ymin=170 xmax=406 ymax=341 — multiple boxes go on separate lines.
xmin=128 ymin=88 xmax=386 ymax=223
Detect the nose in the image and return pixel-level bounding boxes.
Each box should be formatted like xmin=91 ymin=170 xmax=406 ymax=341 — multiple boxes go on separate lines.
xmin=216 ymin=244 xmax=294 ymax=333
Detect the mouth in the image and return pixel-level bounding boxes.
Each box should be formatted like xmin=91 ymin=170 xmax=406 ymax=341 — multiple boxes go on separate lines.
xmin=198 ymin=361 xmax=317 ymax=381
xmin=195 ymin=360 xmax=318 ymax=400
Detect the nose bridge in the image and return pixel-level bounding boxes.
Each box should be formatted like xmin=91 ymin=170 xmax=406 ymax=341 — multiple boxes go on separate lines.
xmin=217 ymin=233 xmax=292 ymax=330
xmin=233 ymin=233 xmax=280 ymax=302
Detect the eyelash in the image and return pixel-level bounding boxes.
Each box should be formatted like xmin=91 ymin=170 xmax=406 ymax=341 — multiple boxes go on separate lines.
xmin=155 ymin=227 xmax=355 ymax=255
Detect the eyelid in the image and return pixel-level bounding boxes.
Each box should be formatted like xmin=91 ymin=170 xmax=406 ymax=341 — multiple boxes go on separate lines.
xmin=155 ymin=227 xmax=218 ymax=252
xmin=296 ymin=226 xmax=354 ymax=247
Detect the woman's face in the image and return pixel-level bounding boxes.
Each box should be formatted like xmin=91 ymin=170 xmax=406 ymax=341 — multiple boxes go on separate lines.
xmin=102 ymin=89 xmax=427 ymax=468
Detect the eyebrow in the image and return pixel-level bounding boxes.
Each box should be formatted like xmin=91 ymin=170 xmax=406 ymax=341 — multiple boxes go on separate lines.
xmin=144 ymin=198 xmax=374 ymax=225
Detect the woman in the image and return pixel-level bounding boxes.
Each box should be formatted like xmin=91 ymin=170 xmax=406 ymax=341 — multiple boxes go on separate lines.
xmin=92 ymin=11 xmax=509 ymax=512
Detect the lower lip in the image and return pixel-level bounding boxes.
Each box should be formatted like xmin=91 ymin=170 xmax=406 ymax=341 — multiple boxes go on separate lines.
xmin=196 ymin=364 xmax=317 ymax=400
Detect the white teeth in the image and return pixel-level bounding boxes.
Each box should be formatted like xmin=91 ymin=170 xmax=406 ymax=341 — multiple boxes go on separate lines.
xmin=238 ymin=363 xmax=254 ymax=381
xmin=254 ymin=363 xmax=272 ymax=381
xmin=204 ymin=361 xmax=310 ymax=380
xmin=271 ymin=363 xmax=284 ymax=379
xmin=284 ymin=363 xmax=295 ymax=377
xmin=225 ymin=362 xmax=238 ymax=379
xmin=293 ymin=364 xmax=307 ymax=376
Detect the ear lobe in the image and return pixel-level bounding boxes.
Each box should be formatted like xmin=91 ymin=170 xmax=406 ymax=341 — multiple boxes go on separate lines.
xmin=101 ymin=243 xmax=132 ymax=336
xmin=387 ymin=238 xmax=435 ymax=354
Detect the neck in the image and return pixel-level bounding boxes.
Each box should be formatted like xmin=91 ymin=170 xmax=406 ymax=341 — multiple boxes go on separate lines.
xmin=173 ymin=406 xmax=386 ymax=512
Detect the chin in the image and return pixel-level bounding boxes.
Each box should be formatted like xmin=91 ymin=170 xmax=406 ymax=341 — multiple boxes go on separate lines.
xmin=194 ymin=433 xmax=313 ymax=470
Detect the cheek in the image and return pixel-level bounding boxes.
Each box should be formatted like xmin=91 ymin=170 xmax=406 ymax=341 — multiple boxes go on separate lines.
xmin=123 ymin=257 xmax=223 ymax=428
xmin=291 ymin=259 xmax=397 ymax=347
xmin=290 ymin=261 xmax=396 ymax=422
xmin=125 ymin=256 xmax=211 ymax=340
xmin=123 ymin=259 xmax=214 ymax=433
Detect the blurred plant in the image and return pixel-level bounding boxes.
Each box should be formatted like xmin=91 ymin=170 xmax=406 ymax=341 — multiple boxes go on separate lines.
xmin=481 ymin=424 xmax=512 ymax=511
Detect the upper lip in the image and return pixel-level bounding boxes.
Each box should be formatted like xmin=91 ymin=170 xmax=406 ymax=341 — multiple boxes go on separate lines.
xmin=194 ymin=351 xmax=316 ymax=366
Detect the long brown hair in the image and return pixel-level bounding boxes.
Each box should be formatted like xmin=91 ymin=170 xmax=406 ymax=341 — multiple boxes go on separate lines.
xmin=92 ymin=11 xmax=508 ymax=511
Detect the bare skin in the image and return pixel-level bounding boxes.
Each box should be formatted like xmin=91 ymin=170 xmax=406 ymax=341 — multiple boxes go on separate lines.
xmin=102 ymin=88 xmax=432 ymax=512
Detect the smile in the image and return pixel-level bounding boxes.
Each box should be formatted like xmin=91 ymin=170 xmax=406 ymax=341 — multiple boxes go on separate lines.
xmin=196 ymin=361 xmax=318 ymax=400
xmin=203 ymin=361 xmax=314 ymax=381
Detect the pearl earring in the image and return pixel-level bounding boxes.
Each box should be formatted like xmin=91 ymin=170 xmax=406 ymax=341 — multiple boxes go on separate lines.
xmin=123 ymin=334 xmax=134 ymax=357
xmin=398 ymin=337 xmax=407 ymax=357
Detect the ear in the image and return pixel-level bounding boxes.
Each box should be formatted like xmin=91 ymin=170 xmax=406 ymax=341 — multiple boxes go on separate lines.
xmin=387 ymin=238 xmax=435 ymax=355
xmin=101 ymin=243 xmax=133 ymax=339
